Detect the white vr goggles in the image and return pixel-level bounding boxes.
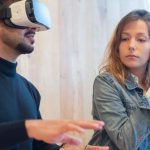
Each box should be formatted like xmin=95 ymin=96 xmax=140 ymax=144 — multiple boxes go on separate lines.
xmin=0 ymin=0 xmax=52 ymax=31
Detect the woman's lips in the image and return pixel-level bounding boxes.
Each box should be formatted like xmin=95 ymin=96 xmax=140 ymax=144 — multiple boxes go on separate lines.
xmin=126 ymin=55 xmax=139 ymax=58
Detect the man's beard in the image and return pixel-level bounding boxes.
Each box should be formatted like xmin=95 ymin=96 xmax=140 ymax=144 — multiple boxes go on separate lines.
xmin=16 ymin=30 xmax=35 ymax=54
xmin=16 ymin=42 xmax=34 ymax=54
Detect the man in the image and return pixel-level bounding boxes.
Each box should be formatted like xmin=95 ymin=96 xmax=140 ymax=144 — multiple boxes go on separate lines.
xmin=0 ymin=0 xmax=109 ymax=149
xmin=0 ymin=119 xmax=107 ymax=149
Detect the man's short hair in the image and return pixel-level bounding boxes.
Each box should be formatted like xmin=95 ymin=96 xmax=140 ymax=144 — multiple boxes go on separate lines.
xmin=0 ymin=0 xmax=20 ymax=7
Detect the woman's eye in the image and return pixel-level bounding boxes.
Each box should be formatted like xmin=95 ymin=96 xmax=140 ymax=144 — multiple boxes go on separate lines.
xmin=121 ymin=37 xmax=128 ymax=41
xmin=138 ymin=39 xmax=146 ymax=43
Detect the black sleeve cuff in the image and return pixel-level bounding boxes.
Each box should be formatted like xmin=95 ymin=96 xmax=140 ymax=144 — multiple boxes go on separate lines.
xmin=0 ymin=120 xmax=29 ymax=149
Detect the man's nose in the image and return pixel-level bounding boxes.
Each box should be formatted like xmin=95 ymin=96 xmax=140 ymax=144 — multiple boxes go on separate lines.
xmin=27 ymin=27 xmax=36 ymax=32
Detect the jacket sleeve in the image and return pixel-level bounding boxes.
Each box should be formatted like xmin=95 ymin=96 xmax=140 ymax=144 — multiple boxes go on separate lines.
xmin=0 ymin=120 xmax=29 ymax=149
xmin=93 ymin=75 xmax=150 ymax=150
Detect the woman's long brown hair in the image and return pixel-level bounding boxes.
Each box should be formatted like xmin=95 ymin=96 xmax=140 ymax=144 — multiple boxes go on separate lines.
xmin=100 ymin=9 xmax=150 ymax=88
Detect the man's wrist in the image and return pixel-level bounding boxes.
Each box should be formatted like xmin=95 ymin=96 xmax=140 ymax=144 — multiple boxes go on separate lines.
xmin=59 ymin=143 xmax=66 ymax=149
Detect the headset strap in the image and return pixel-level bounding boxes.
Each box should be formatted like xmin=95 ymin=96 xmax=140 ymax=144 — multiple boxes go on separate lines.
xmin=0 ymin=8 xmax=11 ymax=19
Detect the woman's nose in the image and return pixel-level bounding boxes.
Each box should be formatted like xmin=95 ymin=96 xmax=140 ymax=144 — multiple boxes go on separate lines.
xmin=128 ymin=39 xmax=136 ymax=52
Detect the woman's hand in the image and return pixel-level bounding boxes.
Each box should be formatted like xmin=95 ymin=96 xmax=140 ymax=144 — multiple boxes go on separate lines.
xmin=85 ymin=145 xmax=109 ymax=150
xmin=59 ymin=145 xmax=109 ymax=150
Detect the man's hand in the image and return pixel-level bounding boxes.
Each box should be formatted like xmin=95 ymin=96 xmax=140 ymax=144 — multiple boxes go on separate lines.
xmin=25 ymin=120 xmax=105 ymax=145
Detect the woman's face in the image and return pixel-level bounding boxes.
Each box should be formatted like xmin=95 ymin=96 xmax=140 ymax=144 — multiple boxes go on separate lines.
xmin=119 ymin=20 xmax=150 ymax=72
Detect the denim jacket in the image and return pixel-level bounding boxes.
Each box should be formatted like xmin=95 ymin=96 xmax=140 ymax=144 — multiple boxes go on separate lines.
xmin=88 ymin=72 xmax=150 ymax=150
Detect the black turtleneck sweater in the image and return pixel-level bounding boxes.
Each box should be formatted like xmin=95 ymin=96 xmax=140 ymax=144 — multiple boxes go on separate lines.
xmin=0 ymin=58 xmax=59 ymax=150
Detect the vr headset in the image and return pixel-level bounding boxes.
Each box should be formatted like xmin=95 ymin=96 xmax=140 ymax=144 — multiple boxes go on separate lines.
xmin=0 ymin=0 xmax=52 ymax=31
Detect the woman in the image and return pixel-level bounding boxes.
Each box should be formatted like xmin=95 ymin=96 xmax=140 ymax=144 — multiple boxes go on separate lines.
xmin=89 ymin=9 xmax=150 ymax=150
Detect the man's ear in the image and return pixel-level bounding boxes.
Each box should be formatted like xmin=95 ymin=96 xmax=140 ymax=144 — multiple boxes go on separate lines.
xmin=0 ymin=21 xmax=5 ymax=28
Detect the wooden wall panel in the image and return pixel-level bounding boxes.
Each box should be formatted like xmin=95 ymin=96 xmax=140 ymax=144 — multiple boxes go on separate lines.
xmin=17 ymin=0 xmax=150 ymax=146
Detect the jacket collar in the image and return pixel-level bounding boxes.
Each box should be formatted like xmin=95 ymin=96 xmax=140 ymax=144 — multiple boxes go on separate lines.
xmin=125 ymin=74 xmax=139 ymax=90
